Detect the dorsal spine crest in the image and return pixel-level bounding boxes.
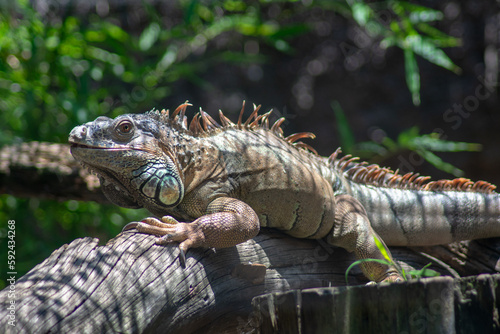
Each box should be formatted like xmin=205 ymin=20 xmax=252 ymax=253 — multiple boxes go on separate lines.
xmin=148 ymin=102 xmax=496 ymax=194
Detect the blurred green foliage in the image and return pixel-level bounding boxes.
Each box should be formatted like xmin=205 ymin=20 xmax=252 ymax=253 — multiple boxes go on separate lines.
xmin=0 ymin=0 xmax=306 ymax=146
xmin=340 ymin=0 xmax=461 ymax=105
xmin=0 ymin=0 xmax=460 ymax=146
xmin=0 ymin=0 xmax=313 ymax=289
xmin=333 ymin=101 xmax=482 ymax=177
xmin=0 ymin=0 xmax=461 ymax=288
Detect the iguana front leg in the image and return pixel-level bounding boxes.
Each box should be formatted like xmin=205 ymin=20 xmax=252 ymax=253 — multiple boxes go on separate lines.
xmin=328 ymin=195 xmax=402 ymax=283
xmin=123 ymin=197 xmax=260 ymax=263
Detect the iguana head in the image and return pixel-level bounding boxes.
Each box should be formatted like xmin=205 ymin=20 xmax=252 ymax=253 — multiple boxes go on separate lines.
xmin=69 ymin=111 xmax=185 ymax=213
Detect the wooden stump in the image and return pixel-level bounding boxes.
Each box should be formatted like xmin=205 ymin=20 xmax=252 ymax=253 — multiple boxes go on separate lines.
xmin=252 ymin=274 xmax=500 ymax=334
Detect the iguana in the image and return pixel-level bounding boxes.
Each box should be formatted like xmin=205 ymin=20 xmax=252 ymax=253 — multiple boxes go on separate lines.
xmin=68 ymin=102 xmax=500 ymax=282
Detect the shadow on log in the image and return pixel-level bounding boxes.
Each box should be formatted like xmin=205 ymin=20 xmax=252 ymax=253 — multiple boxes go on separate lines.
xmin=0 ymin=228 xmax=498 ymax=333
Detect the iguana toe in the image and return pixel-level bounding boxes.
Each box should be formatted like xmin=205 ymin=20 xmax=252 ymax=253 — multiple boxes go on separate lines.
xmin=381 ymin=274 xmax=404 ymax=283
xmin=154 ymin=223 xmax=204 ymax=245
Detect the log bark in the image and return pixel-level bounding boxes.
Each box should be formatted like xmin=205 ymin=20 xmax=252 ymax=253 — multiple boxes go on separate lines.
xmin=0 ymin=228 xmax=498 ymax=333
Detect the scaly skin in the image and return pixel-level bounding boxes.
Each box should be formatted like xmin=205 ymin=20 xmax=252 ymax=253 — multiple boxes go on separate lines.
xmin=68 ymin=102 xmax=500 ymax=283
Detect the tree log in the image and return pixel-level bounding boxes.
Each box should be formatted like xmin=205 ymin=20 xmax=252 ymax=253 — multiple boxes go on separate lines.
xmin=0 ymin=141 xmax=107 ymax=203
xmin=0 ymin=228 xmax=498 ymax=333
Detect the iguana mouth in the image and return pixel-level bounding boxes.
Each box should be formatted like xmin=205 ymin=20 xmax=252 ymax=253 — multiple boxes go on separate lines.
xmin=70 ymin=143 xmax=147 ymax=152
xmin=70 ymin=143 xmax=107 ymax=149
xmin=70 ymin=143 xmax=132 ymax=151
xmin=70 ymin=144 xmax=135 ymax=191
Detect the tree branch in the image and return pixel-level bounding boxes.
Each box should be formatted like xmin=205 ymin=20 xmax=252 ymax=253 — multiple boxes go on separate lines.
xmin=0 ymin=141 xmax=107 ymax=203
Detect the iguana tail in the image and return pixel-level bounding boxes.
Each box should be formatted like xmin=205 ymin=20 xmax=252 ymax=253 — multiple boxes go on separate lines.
xmin=350 ymin=182 xmax=500 ymax=246
xmin=329 ymin=150 xmax=500 ymax=246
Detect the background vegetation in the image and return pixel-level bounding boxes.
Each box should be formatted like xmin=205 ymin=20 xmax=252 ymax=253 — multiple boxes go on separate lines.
xmin=1 ymin=0 xmax=499 ymax=288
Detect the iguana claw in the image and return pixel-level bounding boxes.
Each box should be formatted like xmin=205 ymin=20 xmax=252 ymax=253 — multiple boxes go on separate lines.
xmin=122 ymin=222 xmax=139 ymax=231
xmin=123 ymin=218 xmax=190 ymax=267
xmin=178 ymin=248 xmax=186 ymax=268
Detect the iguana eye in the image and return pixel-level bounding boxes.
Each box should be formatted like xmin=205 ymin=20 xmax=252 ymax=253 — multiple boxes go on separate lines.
xmin=118 ymin=121 xmax=132 ymax=133
xmin=114 ymin=119 xmax=134 ymax=141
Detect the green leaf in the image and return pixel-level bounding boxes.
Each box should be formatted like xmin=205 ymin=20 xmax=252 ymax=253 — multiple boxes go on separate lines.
xmin=398 ymin=2 xmax=444 ymax=23
xmin=409 ymin=10 xmax=443 ymax=23
xmin=272 ymin=39 xmax=293 ymax=53
xmin=351 ymin=2 xmax=371 ymax=27
xmin=397 ymin=126 xmax=420 ymax=146
xmin=416 ymin=23 xmax=461 ymax=47
xmin=355 ymin=141 xmax=388 ymax=157
xmin=332 ymin=101 xmax=355 ymax=153
xmin=183 ymin=0 xmax=198 ymax=25
xmin=345 ymin=258 xmax=393 ymax=284
xmin=223 ymin=0 xmax=247 ymax=12
xmin=403 ymin=47 xmax=421 ymax=106
xmin=412 ymin=134 xmax=482 ymax=152
xmin=373 ymin=234 xmax=392 ymax=263
xmin=405 ymin=35 xmax=461 ymax=74
xmin=380 ymin=36 xmax=397 ymax=49
xmin=268 ymin=23 xmax=310 ymax=40
xmin=139 ymin=22 xmax=160 ymax=51
xmin=103 ymin=22 xmax=128 ymax=42
xmin=416 ymin=149 xmax=465 ymax=177
xmin=380 ymin=135 xmax=399 ymax=152
xmin=407 ymin=263 xmax=441 ymax=279
xmin=157 ymin=45 xmax=178 ymax=72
